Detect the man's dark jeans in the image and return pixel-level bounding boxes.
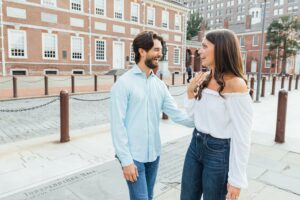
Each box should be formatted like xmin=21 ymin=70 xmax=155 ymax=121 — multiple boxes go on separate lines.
xmin=181 ymin=129 xmax=230 ymax=200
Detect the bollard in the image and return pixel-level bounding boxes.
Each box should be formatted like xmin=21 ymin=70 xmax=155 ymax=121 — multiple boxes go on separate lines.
xmin=94 ymin=74 xmax=98 ymax=92
xmin=183 ymin=73 xmax=186 ymax=85
xmin=162 ymin=85 xmax=169 ymax=120
xmin=193 ymin=72 xmax=195 ymax=78
xmin=172 ymin=73 xmax=175 ymax=85
xmin=44 ymin=75 xmax=48 ymax=95
xmin=288 ymin=75 xmax=292 ymax=91
xmin=271 ymin=76 xmax=276 ymax=95
xmin=296 ymin=75 xmax=299 ymax=90
xmin=275 ymin=90 xmax=288 ymax=143
xmin=71 ymin=75 xmax=75 ymax=93
xmin=60 ymin=90 xmax=70 ymax=143
xmin=13 ymin=76 xmax=17 ymax=98
xmin=250 ymin=77 xmax=255 ymax=99
xmin=281 ymin=76 xmax=285 ymax=89
xmin=160 ymin=73 xmax=163 ymax=81
xmin=261 ymin=77 xmax=266 ymax=97
xmin=114 ymin=75 xmax=117 ymax=83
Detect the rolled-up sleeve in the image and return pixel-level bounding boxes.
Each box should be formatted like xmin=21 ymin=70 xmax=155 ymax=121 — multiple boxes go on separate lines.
xmin=225 ymin=95 xmax=253 ymax=188
xmin=110 ymin=82 xmax=133 ymax=167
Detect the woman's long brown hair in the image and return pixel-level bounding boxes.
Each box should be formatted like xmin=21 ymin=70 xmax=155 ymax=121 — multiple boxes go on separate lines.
xmin=195 ymin=29 xmax=247 ymax=100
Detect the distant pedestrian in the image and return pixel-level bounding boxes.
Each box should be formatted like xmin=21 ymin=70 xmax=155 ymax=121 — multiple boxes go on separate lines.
xmin=181 ymin=29 xmax=253 ymax=200
xmin=186 ymin=65 xmax=192 ymax=83
xmin=110 ymin=31 xmax=194 ymax=200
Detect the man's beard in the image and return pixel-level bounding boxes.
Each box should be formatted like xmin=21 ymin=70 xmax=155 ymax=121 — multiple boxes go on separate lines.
xmin=145 ymin=57 xmax=159 ymax=69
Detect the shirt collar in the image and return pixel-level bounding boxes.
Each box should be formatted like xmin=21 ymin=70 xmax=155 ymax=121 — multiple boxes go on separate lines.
xmin=132 ymin=65 xmax=155 ymax=77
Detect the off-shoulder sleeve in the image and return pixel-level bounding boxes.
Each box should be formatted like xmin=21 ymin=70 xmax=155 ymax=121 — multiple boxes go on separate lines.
xmin=225 ymin=94 xmax=253 ymax=188
xmin=184 ymin=95 xmax=196 ymax=120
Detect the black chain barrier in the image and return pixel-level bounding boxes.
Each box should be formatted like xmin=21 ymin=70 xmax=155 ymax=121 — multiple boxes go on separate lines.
xmin=0 ymin=98 xmax=59 ymax=112
xmin=70 ymin=96 xmax=110 ymax=102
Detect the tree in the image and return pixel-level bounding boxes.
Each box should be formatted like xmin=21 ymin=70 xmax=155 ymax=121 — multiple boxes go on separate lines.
xmin=186 ymin=12 xmax=207 ymax=40
xmin=266 ymin=16 xmax=300 ymax=74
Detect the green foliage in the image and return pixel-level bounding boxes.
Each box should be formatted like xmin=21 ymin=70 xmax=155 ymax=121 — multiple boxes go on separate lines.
xmin=267 ymin=16 xmax=300 ymax=74
xmin=186 ymin=12 xmax=207 ymax=40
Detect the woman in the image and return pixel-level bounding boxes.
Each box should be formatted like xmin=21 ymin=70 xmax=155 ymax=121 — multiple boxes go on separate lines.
xmin=180 ymin=29 xmax=253 ymax=200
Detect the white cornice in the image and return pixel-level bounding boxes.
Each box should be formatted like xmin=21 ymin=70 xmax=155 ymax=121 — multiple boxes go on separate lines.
xmin=146 ymin=0 xmax=190 ymax=13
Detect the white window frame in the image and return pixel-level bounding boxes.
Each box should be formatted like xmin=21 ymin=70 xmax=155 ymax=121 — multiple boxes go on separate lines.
xmin=240 ymin=37 xmax=245 ymax=47
xmin=147 ymin=7 xmax=155 ymax=26
xmin=161 ymin=11 xmax=169 ymax=29
xmin=70 ymin=0 xmax=83 ymax=12
xmin=95 ymin=0 xmax=106 ymax=16
xmin=42 ymin=33 xmax=58 ymax=60
xmin=130 ymin=43 xmax=135 ymax=63
xmin=42 ymin=0 xmax=57 ymax=7
xmin=72 ymin=69 xmax=85 ymax=75
xmin=114 ymin=0 xmax=124 ymax=19
xmin=95 ymin=39 xmax=106 ymax=61
xmin=44 ymin=69 xmax=59 ymax=75
xmin=175 ymin=14 xmax=181 ymax=31
xmin=174 ymin=48 xmax=180 ymax=65
xmin=131 ymin=2 xmax=140 ymax=23
xmin=11 ymin=69 xmax=28 ymax=76
xmin=8 ymin=29 xmax=27 ymax=58
xmin=71 ymin=36 xmax=84 ymax=61
xmin=252 ymin=35 xmax=258 ymax=46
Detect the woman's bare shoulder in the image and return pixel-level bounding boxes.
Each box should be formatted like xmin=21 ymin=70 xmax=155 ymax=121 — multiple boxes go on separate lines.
xmin=225 ymin=77 xmax=248 ymax=93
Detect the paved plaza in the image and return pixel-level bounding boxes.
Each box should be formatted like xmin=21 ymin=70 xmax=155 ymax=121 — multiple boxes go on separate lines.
xmin=0 ymin=78 xmax=300 ymax=200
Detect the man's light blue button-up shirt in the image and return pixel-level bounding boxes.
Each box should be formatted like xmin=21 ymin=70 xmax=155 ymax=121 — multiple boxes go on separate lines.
xmin=110 ymin=65 xmax=194 ymax=166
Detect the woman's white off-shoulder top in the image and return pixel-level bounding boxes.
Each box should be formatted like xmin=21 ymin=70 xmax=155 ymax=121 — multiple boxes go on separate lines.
xmin=184 ymin=88 xmax=253 ymax=188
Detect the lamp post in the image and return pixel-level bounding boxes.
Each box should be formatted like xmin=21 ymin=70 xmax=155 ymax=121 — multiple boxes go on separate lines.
xmin=255 ymin=0 xmax=267 ymax=102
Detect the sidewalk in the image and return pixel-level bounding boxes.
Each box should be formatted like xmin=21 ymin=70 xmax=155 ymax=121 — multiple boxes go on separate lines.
xmin=0 ymin=90 xmax=300 ymax=200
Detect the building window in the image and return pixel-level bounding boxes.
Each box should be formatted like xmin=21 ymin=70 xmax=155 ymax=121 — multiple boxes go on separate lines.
xmin=240 ymin=37 xmax=245 ymax=47
xmin=70 ymin=0 xmax=82 ymax=11
xmin=71 ymin=36 xmax=84 ymax=60
xmin=42 ymin=0 xmax=56 ymax=7
xmin=288 ymin=6 xmax=298 ymax=13
xmin=130 ymin=44 xmax=135 ymax=63
xmin=227 ymin=0 xmax=234 ymax=7
xmin=114 ymin=0 xmax=123 ymax=19
xmin=288 ymin=0 xmax=296 ymax=3
xmin=274 ymin=0 xmax=284 ymax=6
xmin=252 ymin=35 xmax=258 ymax=46
xmin=147 ymin=7 xmax=155 ymax=26
xmin=131 ymin=3 xmax=139 ymax=23
xmin=95 ymin=40 xmax=106 ymax=61
xmin=274 ymin=8 xmax=283 ymax=15
xmin=95 ymin=0 xmax=105 ymax=16
xmin=175 ymin=14 xmax=181 ymax=31
xmin=162 ymin=11 xmax=169 ymax=28
xmin=72 ymin=69 xmax=84 ymax=74
xmin=11 ymin=69 xmax=27 ymax=75
xmin=174 ymin=48 xmax=180 ymax=65
xmin=8 ymin=29 xmax=27 ymax=58
xmin=42 ymin=33 xmax=57 ymax=59
xmin=44 ymin=69 xmax=58 ymax=75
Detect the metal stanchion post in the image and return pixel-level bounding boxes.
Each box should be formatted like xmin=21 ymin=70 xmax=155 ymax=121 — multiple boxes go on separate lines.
xmin=275 ymin=90 xmax=288 ymax=143
xmin=60 ymin=90 xmax=70 ymax=143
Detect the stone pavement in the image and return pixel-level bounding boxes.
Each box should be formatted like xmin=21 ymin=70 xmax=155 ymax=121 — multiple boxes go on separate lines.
xmin=0 ymin=87 xmax=300 ymax=199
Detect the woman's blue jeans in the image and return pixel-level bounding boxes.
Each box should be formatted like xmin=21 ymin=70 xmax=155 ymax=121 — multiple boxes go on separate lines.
xmin=126 ymin=156 xmax=160 ymax=200
xmin=181 ymin=129 xmax=230 ymax=200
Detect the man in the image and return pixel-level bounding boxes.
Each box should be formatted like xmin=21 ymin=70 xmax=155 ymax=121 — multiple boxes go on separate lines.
xmin=110 ymin=31 xmax=194 ymax=200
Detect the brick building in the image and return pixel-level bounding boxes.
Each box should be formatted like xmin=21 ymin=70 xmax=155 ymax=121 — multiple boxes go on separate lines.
xmin=0 ymin=0 xmax=189 ymax=76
